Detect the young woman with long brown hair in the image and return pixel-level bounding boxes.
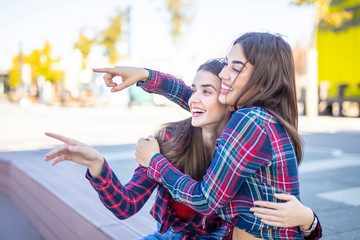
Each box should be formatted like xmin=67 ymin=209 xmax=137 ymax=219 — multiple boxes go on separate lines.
xmin=95 ymin=32 xmax=322 ymax=239
xmin=44 ymin=59 xmax=230 ymax=239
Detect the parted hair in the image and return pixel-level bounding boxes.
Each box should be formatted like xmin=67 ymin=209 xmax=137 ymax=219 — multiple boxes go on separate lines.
xmin=232 ymin=32 xmax=303 ymax=164
xmin=154 ymin=59 xmax=225 ymax=180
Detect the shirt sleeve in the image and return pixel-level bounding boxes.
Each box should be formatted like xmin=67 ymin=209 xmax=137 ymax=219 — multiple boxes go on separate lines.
xmin=304 ymin=213 xmax=322 ymax=240
xmin=147 ymin=109 xmax=272 ymax=215
xmin=137 ymin=69 xmax=192 ymax=112
xmin=86 ymin=160 xmax=158 ymax=219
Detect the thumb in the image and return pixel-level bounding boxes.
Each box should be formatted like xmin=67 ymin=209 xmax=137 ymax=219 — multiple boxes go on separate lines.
xmin=111 ymin=81 xmax=133 ymax=92
xmin=147 ymin=135 xmax=158 ymax=143
xmin=146 ymin=135 xmax=155 ymax=140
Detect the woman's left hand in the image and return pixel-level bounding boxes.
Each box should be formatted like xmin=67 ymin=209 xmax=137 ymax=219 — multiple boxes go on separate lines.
xmin=135 ymin=135 xmax=160 ymax=168
xmin=249 ymin=193 xmax=314 ymax=229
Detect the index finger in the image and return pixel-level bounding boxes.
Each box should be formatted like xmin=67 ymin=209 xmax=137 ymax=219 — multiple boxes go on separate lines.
xmin=253 ymin=200 xmax=280 ymax=210
xmin=93 ymin=68 xmax=119 ymax=75
xmin=45 ymin=132 xmax=76 ymax=145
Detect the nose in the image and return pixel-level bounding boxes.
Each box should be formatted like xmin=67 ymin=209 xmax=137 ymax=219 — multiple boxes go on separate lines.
xmin=188 ymin=91 xmax=200 ymax=106
xmin=219 ymin=65 xmax=229 ymax=81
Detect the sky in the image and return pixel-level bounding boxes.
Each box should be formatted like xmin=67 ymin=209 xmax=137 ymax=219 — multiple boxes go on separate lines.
xmin=0 ymin=0 xmax=315 ymax=75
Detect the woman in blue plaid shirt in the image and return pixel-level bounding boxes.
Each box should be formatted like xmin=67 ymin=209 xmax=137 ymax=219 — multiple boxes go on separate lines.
xmin=96 ymin=32 xmax=321 ymax=239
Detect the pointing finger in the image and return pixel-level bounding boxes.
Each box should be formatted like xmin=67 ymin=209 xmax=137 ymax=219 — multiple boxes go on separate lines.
xmin=45 ymin=132 xmax=77 ymax=145
xmin=93 ymin=68 xmax=119 ymax=74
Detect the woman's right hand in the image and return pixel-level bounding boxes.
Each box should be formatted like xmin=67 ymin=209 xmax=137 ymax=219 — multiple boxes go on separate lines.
xmin=93 ymin=66 xmax=149 ymax=92
xmin=44 ymin=132 xmax=104 ymax=177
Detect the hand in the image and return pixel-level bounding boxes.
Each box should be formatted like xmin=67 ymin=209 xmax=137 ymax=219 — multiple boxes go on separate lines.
xmin=250 ymin=193 xmax=314 ymax=229
xmin=44 ymin=132 xmax=104 ymax=177
xmin=93 ymin=66 xmax=149 ymax=92
xmin=135 ymin=136 xmax=160 ymax=168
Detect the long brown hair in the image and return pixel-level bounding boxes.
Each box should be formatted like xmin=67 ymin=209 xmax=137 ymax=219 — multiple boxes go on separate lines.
xmin=232 ymin=32 xmax=303 ymax=164
xmin=154 ymin=59 xmax=225 ymax=180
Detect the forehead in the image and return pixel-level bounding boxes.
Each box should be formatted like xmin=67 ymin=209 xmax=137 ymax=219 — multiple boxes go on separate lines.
xmin=227 ymin=43 xmax=246 ymax=61
xmin=193 ymin=70 xmax=221 ymax=87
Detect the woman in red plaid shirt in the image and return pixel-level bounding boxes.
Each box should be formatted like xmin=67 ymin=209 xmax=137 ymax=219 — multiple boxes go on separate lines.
xmin=44 ymin=60 xmax=229 ymax=239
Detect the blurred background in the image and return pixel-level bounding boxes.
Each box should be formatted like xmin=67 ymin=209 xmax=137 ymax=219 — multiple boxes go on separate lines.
xmin=1 ymin=1 xmax=360 ymax=239
xmin=1 ymin=0 xmax=358 ymax=117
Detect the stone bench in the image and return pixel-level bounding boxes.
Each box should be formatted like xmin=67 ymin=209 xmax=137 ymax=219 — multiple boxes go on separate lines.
xmin=0 ymin=145 xmax=157 ymax=240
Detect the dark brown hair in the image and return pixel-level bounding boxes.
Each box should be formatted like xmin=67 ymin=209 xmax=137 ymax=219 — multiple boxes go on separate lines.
xmin=232 ymin=32 xmax=303 ymax=164
xmin=154 ymin=59 xmax=225 ymax=180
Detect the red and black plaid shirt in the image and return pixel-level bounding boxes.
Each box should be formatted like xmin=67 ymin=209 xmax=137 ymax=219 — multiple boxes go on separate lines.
xmin=86 ymin=161 xmax=226 ymax=239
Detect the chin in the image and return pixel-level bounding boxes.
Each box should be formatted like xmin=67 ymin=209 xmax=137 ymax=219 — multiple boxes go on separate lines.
xmin=191 ymin=120 xmax=200 ymax=127
xmin=219 ymin=95 xmax=225 ymax=104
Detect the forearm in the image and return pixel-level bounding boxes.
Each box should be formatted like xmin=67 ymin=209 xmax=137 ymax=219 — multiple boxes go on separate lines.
xmin=87 ymin=162 xmax=157 ymax=219
xmin=88 ymin=157 xmax=105 ymax=178
xmin=147 ymin=153 xmax=214 ymax=214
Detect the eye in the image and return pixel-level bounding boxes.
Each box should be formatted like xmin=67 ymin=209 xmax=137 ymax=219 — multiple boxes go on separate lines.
xmin=203 ymin=89 xmax=213 ymax=95
xmin=191 ymin=88 xmax=197 ymax=95
xmin=233 ymin=64 xmax=246 ymax=73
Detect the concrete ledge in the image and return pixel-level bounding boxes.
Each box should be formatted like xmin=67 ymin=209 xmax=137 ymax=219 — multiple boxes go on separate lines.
xmin=0 ymin=147 xmax=157 ymax=240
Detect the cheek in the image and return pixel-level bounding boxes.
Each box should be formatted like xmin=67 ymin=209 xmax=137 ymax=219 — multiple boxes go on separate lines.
xmin=213 ymin=103 xmax=228 ymax=116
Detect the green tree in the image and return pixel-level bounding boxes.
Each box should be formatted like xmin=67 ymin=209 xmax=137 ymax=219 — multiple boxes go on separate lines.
xmin=292 ymin=0 xmax=352 ymax=45
xmin=74 ymin=34 xmax=94 ymax=69
xmin=167 ymin=0 xmax=192 ymax=43
xmin=95 ymin=10 xmax=125 ymax=64
xmin=25 ymin=41 xmax=64 ymax=85
xmin=7 ymin=54 xmax=22 ymax=89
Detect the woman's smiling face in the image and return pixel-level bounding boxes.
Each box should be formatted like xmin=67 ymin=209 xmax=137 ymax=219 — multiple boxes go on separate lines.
xmin=218 ymin=43 xmax=254 ymax=107
xmin=188 ymin=70 xmax=230 ymax=131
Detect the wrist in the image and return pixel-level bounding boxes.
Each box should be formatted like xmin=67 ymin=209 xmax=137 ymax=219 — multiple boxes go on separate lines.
xmin=89 ymin=156 xmax=105 ymax=178
xmin=300 ymin=206 xmax=314 ymax=230
xmin=140 ymin=68 xmax=150 ymax=82
xmin=300 ymin=208 xmax=317 ymax=234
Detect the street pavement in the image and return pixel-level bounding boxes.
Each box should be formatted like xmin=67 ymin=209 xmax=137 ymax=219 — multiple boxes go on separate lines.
xmin=1 ymin=100 xmax=360 ymax=239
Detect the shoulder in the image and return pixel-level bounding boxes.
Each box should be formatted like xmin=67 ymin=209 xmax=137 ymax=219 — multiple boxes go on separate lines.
xmin=221 ymin=107 xmax=281 ymax=143
xmin=229 ymin=107 xmax=276 ymax=128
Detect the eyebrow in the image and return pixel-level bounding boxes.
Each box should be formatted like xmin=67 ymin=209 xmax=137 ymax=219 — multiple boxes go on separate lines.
xmin=226 ymin=57 xmax=246 ymax=66
xmin=191 ymin=84 xmax=217 ymax=90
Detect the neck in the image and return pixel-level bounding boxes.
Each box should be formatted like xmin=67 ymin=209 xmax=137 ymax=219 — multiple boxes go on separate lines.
xmin=201 ymin=129 xmax=217 ymax=155
xmin=201 ymin=113 xmax=232 ymax=154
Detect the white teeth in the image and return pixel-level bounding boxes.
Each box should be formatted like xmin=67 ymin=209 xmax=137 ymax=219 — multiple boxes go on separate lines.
xmin=222 ymin=84 xmax=233 ymax=91
xmin=191 ymin=108 xmax=205 ymax=113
